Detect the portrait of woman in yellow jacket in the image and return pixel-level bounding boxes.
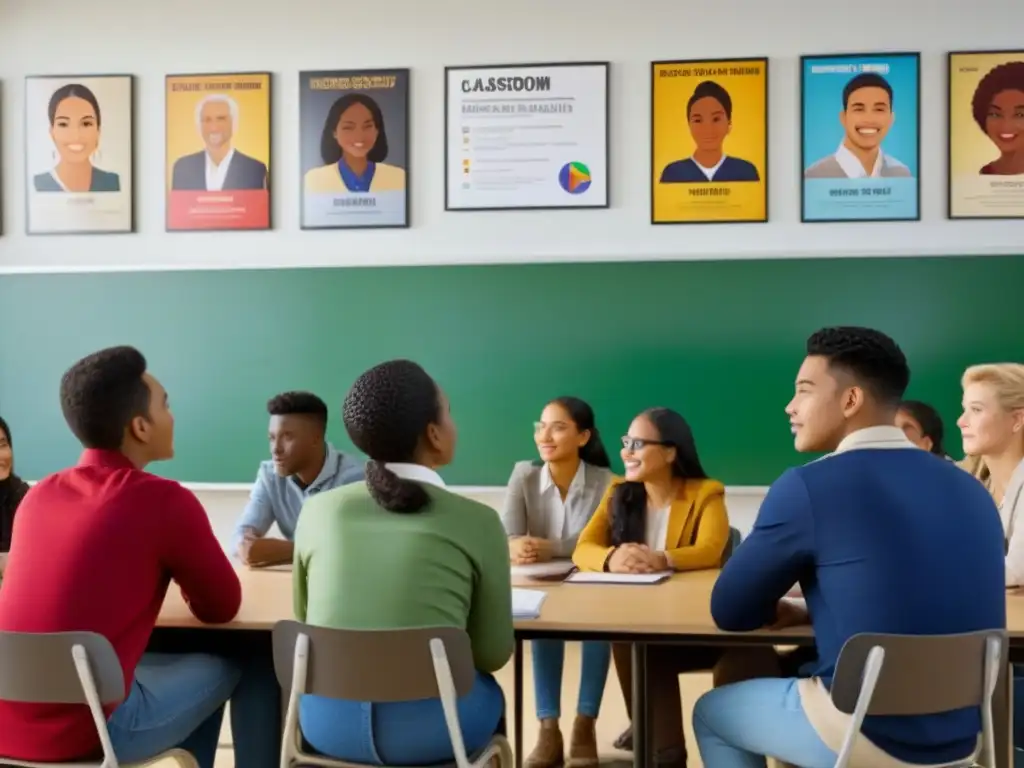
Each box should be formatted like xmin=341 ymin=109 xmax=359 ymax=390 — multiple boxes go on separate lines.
xmin=572 ymin=407 xmax=729 ymax=767
xmin=303 ymin=93 xmax=406 ymax=195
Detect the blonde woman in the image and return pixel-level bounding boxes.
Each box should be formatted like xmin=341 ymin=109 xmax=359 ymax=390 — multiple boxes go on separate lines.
xmin=958 ymin=363 xmax=1024 ymax=585
xmin=957 ymin=362 xmax=1024 ymax=768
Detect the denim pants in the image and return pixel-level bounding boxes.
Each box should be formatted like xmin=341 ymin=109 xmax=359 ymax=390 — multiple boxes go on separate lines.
xmin=692 ymin=677 xmax=838 ymax=768
xmin=532 ymin=640 xmax=611 ymax=720
xmin=145 ymin=628 xmax=283 ymax=768
xmin=300 ymin=670 xmax=505 ymax=765
xmin=106 ymin=653 xmax=241 ymax=768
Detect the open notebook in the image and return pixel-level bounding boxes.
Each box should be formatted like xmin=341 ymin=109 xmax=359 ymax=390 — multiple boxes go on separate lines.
xmin=511 ymin=588 xmax=548 ymax=619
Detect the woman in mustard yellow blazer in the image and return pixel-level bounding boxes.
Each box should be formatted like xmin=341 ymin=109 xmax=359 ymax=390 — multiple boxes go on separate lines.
xmin=572 ymin=407 xmax=729 ymax=768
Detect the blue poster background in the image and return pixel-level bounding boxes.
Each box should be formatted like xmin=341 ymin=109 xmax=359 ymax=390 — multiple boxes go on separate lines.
xmin=801 ymin=54 xmax=919 ymax=221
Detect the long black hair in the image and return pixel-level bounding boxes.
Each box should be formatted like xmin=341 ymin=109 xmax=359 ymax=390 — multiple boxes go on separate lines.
xmin=0 ymin=416 xmax=30 ymax=553
xmin=320 ymin=93 xmax=389 ymax=165
xmin=48 ymin=83 xmax=102 ymax=127
xmin=342 ymin=360 xmax=443 ymax=514
xmin=534 ymin=396 xmax=611 ymax=469
xmin=610 ymin=407 xmax=707 ymax=546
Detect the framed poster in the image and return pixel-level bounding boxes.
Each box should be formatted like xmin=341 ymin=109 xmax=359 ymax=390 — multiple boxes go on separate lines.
xmin=445 ymin=61 xmax=609 ymax=211
xmin=165 ymin=72 xmax=271 ymax=231
xmin=651 ymin=58 xmax=768 ymax=224
xmin=948 ymin=51 xmax=1024 ymax=219
xmin=299 ymin=68 xmax=410 ymax=229
xmin=800 ymin=52 xmax=920 ymax=223
xmin=24 ymin=74 xmax=134 ymax=234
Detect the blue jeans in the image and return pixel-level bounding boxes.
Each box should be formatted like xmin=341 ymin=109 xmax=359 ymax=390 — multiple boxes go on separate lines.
xmin=692 ymin=677 xmax=837 ymax=768
xmin=300 ymin=671 xmax=505 ymax=765
xmin=107 ymin=653 xmax=241 ymax=768
xmin=533 ymin=640 xmax=610 ymax=719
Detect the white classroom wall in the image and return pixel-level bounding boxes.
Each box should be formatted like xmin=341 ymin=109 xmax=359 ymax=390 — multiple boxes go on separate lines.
xmin=1 ymin=0 xmax=1023 ymax=273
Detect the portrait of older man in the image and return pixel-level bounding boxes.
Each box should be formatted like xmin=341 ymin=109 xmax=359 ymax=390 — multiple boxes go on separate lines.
xmin=170 ymin=94 xmax=267 ymax=191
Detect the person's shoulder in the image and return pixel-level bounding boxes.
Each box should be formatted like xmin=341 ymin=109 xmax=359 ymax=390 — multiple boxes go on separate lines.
xmin=93 ymin=168 xmax=120 ymax=191
xmin=660 ymin=158 xmax=697 ymax=182
xmin=684 ymin=476 xmax=725 ymax=501
xmin=33 ymin=171 xmax=58 ymax=191
xmin=881 ymin=155 xmax=911 ymax=176
xmin=804 ymin=155 xmax=840 ymax=178
xmin=724 ymin=156 xmax=759 ymax=177
xmin=584 ymin=463 xmax=614 ymax=486
xmin=509 ymin=460 xmax=541 ymax=483
xmin=173 ymin=150 xmax=203 ymax=167
xmin=376 ymin=163 xmax=406 ymax=183
xmin=253 ymin=458 xmax=281 ymax=486
xmin=236 ymin=150 xmax=267 ymax=171
xmin=304 ymin=163 xmax=340 ymax=191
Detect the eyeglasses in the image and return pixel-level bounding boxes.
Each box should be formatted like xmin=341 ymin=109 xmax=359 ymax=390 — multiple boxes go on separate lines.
xmin=621 ymin=436 xmax=671 ymax=452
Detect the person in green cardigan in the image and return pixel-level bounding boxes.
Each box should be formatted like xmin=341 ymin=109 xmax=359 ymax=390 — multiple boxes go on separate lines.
xmin=293 ymin=359 xmax=514 ymax=765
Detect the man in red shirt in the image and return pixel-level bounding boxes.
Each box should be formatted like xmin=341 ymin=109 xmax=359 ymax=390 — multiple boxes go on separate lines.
xmin=0 ymin=346 xmax=243 ymax=768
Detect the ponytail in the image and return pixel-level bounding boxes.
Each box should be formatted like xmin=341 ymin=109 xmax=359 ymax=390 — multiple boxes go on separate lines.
xmin=579 ymin=425 xmax=611 ymax=469
xmin=609 ymin=481 xmax=646 ymax=546
xmin=364 ymin=460 xmax=431 ymax=514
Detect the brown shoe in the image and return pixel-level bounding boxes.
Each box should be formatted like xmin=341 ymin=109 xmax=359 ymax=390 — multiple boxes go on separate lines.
xmin=524 ymin=719 xmax=564 ymax=768
xmin=613 ymin=724 xmax=632 ymax=751
xmin=567 ymin=715 xmax=599 ymax=768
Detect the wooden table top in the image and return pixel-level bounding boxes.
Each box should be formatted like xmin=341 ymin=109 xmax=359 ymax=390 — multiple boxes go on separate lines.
xmin=157 ymin=566 xmax=1024 ymax=640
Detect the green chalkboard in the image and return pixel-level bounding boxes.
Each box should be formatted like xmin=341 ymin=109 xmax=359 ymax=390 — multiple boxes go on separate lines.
xmin=1 ymin=256 xmax=1021 ymax=486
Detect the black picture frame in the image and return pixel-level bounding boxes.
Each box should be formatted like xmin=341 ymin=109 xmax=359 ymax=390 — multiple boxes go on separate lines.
xmin=298 ymin=67 xmax=411 ymax=230
xmin=24 ymin=73 xmax=135 ymax=235
xmin=444 ymin=61 xmax=610 ymax=212
xmin=164 ymin=70 xmax=273 ymax=233
xmin=649 ymin=56 xmax=769 ymax=225
xmin=947 ymin=49 xmax=1024 ymax=220
xmin=799 ymin=52 xmax=921 ymax=224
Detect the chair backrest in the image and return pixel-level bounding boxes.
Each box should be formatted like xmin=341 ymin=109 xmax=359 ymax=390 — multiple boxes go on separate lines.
xmin=831 ymin=630 xmax=1006 ymax=716
xmin=720 ymin=527 xmax=742 ymax=566
xmin=0 ymin=631 xmax=125 ymax=705
xmin=272 ymin=621 xmax=477 ymax=702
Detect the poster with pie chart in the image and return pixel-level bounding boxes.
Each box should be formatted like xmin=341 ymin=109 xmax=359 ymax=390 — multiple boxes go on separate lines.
xmin=444 ymin=61 xmax=609 ymax=211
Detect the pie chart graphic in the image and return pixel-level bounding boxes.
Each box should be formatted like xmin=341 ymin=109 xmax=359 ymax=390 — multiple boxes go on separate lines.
xmin=558 ymin=162 xmax=592 ymax=194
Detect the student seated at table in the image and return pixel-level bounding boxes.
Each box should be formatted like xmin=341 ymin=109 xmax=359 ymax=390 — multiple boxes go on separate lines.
xmin=895 ymin=399 xmax=950 ymax=458
xmin=572 ymin=407 xmax=733 ymax=767
xmin=956 ymin=363 xmax=1024 ymax=765
xmin=695 ymin=327 xmax=1006 ymax=768
xmin=232 ymin=391 xmax=364 ymax=566
xmin=0 ymin=415 xmax=30 ymax=575
xmin=294 ymin=359 xmax=513 ymax=765
xmin=0 ymin=346 xmax=249 ymax=768
xmin=500 ymin=396 xmax=614 ymax=768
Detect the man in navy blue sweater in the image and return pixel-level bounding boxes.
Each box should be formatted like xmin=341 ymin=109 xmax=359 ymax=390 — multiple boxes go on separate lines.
xmin=693 ymin=327 xmax=1005 ymax=768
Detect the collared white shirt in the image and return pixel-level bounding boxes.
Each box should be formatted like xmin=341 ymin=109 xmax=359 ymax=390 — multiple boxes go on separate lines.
xmin=832 ymin=143 xmax=907 ymax=179
xmin=691 ymin=154 xmax=727 ymax=181
xmin=537 ymin=461 xmax=587 ymax=541
xmin=386 ymin=462 xmax=446 ymax=489
xmin=645 ymin=504 xmax=670 ymax=550
xmin=205 ymin=148 xmax=236 ymax=191
xmin=832 ymin=425 xmax=915 ymax=454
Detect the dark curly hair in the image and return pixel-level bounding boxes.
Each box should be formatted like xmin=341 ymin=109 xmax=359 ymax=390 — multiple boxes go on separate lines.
xmin=267 ymin=391 xmax=328 ymax=432
xmin=806 ymin=326 xmax=909 ymax=408
xmin=320 ymin=93 xmax=388 ymax=165
xmin=342 ymin=360 xmax=442 ymax=514
xmin=610 ymin=407 xmax=707 ymax=546
xmin=971 ymin=62 xmax=1024 ymax=132
xmin=898 ymin=399 xmax=946 ymax=456
xmin=59 ymin=346 xmax=151 ymax=451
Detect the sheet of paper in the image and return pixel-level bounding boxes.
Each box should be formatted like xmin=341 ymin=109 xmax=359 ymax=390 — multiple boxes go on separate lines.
xmin=510 ymin=560 xmax=576 ymax=579
xmin=565 ymin=571 xmax=671 ymax=585
xmin=511 ymin=588 xmax=548 ymax=618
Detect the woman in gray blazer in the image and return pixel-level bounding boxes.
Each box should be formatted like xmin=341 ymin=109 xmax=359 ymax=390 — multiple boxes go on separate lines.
xmin=500 ymin=397 xmax=613 ymax=768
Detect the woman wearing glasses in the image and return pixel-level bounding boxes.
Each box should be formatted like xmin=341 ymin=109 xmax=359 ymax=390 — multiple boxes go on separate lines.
xmin=500 ymin=397 xmax=613 ymax=768
xmin=572 ymin=407 xmax=731 ymax=768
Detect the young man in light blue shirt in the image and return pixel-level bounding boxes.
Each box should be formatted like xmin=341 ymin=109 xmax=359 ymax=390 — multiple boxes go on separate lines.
xmin=232 ymin=391 xmax=364 ymax=566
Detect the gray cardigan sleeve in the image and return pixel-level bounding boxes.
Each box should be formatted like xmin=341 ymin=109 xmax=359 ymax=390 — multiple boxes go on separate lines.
xmin=499 ymin=462 xmax=531 ymax=537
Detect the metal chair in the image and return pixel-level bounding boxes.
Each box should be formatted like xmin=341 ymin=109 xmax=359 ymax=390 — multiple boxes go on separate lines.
xmin=0 ymin=631 xmax=198 ymax=768
xmin=272 ymin=621 xmax=512 ymax=768
xmin=829 ymin=630 xmax=1006 ymax=768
